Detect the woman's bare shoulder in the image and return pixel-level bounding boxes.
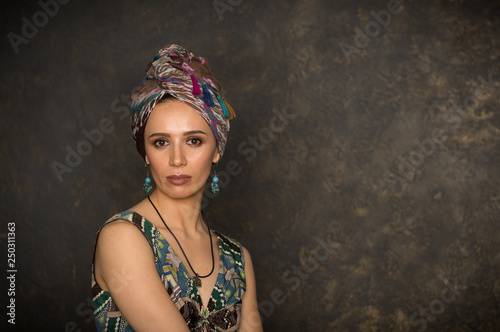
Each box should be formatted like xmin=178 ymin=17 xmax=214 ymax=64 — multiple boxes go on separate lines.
xmin=96 ymin=214 xmax=153 ymax=263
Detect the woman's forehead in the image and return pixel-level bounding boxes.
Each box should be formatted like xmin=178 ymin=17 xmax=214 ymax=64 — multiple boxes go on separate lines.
xmin=146 ymin=101 xmax=213 ymax=134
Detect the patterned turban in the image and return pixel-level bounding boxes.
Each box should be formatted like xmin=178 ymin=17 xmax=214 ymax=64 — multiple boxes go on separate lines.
xmin=130 ymin=44 xmax=235 ymax=160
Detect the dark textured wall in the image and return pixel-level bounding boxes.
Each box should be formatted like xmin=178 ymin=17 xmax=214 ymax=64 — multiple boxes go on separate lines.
xmin=1 ymin=0 xmax=499 ymax=331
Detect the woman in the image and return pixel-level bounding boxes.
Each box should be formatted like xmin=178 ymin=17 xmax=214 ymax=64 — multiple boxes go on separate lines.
xmin=91 ymin=44 xmax=263 ymax=331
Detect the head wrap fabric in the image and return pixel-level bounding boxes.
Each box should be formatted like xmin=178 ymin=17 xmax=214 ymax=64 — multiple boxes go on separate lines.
xmin=131 ymin=44 xmax=235 ymax=160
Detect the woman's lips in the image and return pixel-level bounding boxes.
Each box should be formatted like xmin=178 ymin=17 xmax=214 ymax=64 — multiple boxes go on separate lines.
xmin=166 ymin=174 xmax=192 ymax=185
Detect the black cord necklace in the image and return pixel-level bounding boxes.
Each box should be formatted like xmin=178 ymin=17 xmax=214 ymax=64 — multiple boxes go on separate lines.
xmin=148 ymin=195 xmax=214 ymax=288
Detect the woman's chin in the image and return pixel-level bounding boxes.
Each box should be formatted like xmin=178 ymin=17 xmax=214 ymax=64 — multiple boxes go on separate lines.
xmin=155 ymin=184 xmax=205 ymax=200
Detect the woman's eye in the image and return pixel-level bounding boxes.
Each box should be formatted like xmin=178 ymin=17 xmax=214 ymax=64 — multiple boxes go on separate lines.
xmin=187 ymin=138 xmax=202 ymax=145
xmin=154 ymin=140 xmax=168 ymax=147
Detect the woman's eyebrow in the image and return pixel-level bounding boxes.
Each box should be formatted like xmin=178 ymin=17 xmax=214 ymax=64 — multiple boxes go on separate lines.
xmin=149 ymin=130 xmax=208 ymax=138
xmin=149 ymin=132 xmax=170 ymax=138
xmin=183 ymin=130 xmax=208 ymax=136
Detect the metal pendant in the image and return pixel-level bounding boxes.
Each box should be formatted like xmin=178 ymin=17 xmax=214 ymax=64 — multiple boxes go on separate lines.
xmin=193 ymin=276 xmax=202 ymax=288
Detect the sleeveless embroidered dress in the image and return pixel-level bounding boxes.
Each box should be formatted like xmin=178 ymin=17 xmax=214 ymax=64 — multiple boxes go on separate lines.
xmin=91 ymin=211 xmax=246 ymax=332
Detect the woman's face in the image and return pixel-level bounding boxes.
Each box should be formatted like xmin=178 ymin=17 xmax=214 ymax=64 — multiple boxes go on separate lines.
xmin=144 ymin=100 xmax=220 ymax=200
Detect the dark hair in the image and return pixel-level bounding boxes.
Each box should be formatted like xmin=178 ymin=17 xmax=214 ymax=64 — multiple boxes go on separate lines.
xmin=157 ymin=94 xmax=177 ymax=104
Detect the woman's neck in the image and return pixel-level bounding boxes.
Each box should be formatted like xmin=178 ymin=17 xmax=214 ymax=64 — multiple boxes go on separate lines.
xmin=149 ymin=190 xmax=206 ymax=238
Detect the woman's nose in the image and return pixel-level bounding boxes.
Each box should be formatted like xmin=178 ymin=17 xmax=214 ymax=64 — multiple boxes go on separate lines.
xmin=169 ymin=144 xmax=187 ymax=167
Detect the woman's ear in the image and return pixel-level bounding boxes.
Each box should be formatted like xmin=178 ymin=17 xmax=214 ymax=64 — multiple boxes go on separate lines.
xmin=145 ymin=155 xmax=150 ymax=165
xmin=212 ymin=149 xmax=221 ymax=164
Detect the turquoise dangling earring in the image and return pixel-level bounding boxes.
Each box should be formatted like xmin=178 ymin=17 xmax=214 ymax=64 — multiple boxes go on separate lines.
xmin=210 ymin=170 xmax=219 ymax=193
xmin=143 ymin=164 xmax=153 ymax=194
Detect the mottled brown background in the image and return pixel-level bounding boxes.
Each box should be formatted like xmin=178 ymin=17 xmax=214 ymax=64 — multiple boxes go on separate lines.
xmin=1 ymin=0 xmax=499 ymax=331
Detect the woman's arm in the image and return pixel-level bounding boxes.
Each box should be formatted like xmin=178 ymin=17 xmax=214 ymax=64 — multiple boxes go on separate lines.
xmin=94 ymin=221 xmax=190 ymax=332
xmin=239 ymin=247 xmax=264 ymax=332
